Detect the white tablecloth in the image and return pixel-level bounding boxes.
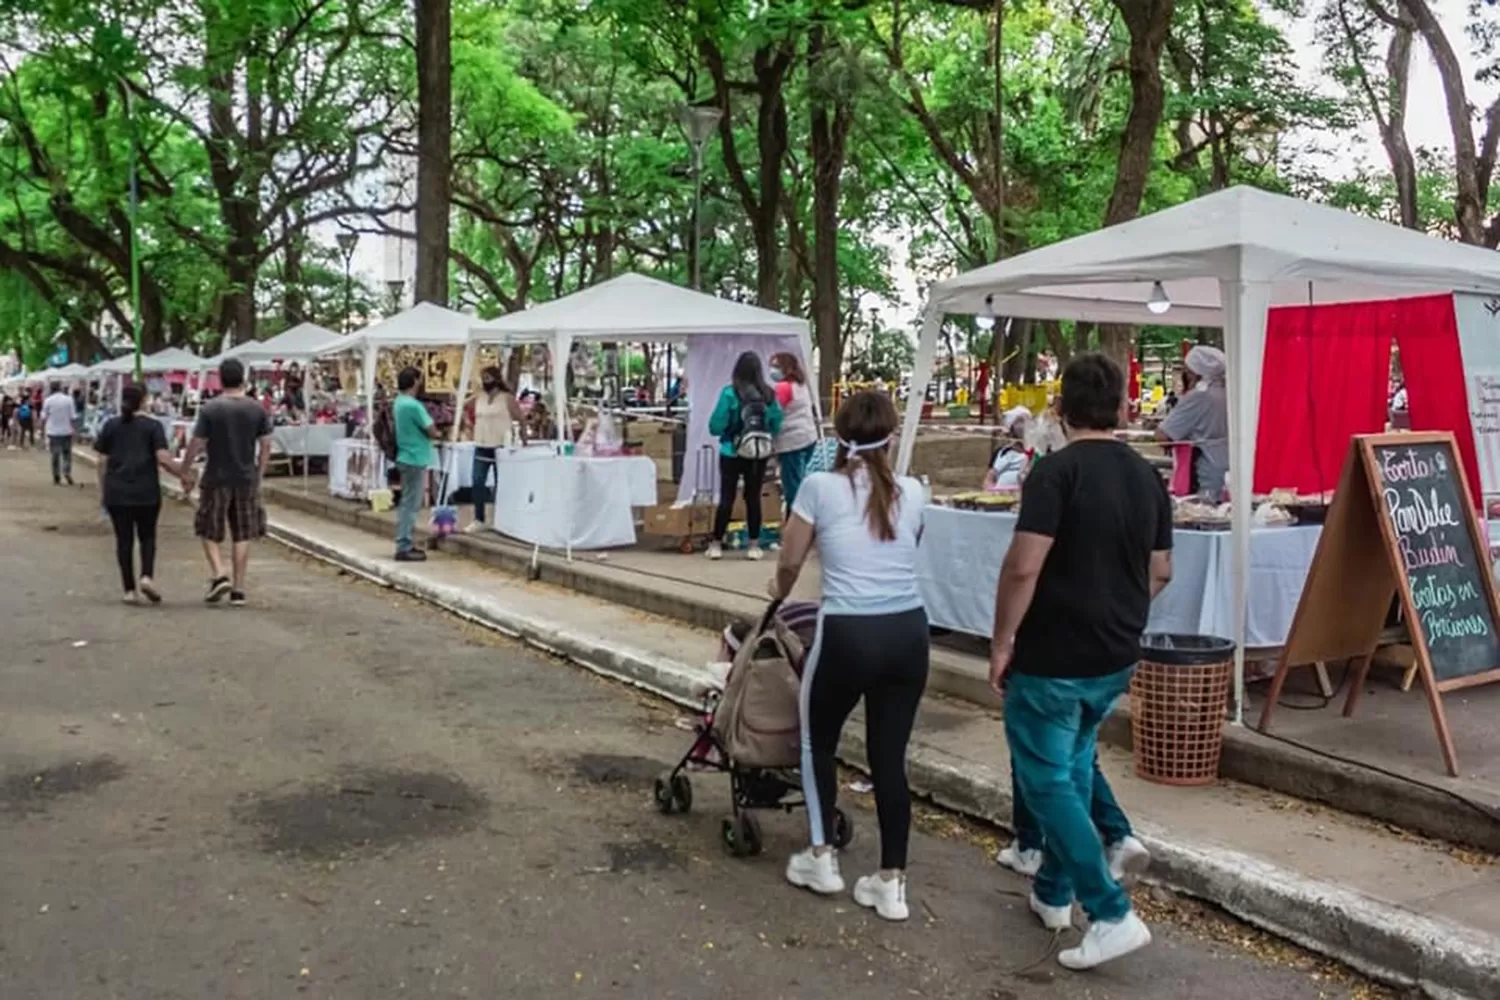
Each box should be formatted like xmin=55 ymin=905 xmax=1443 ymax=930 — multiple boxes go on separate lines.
xmin=487 ymin=451 xmax=657 ymax=550
xmin=915 ymin=506 xmax=1323 ymax=648
xmin=272 ymin=424 xmax=345 ymax=457
xmin=328 ymin=438 xmax=388 ymax=499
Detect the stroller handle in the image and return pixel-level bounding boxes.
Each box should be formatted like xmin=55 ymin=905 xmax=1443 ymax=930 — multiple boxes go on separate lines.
xmin=757 ymin=599 xmax=784 ymax=636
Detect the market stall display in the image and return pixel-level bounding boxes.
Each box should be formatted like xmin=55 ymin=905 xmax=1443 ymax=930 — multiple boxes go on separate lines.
xmin=897 ymin=185 xmax=1500 ymax=721
xmin=483 ymin=448 xmax=658 ymax=549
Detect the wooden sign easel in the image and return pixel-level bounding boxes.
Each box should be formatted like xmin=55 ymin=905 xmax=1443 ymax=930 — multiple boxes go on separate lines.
xmin=1258 ymin=433 xmax=1500 ymax=777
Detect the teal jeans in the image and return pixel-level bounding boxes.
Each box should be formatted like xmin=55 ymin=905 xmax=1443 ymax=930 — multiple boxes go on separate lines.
xmin=1004 ymin=667 xmax=1134 ymax=922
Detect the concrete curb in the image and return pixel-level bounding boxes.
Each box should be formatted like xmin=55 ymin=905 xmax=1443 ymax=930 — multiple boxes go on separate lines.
xmin=262 ymin=512 xmax=1494 ymax=1000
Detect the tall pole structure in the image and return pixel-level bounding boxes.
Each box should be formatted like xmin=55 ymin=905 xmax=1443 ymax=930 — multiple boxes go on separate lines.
xmin=127 ymin=87 xmax=142 ymax=381
xmin=673 ymin=104 xmax=721 ymax=413
xmin=337 ymin=232 xmax=359 ymax=333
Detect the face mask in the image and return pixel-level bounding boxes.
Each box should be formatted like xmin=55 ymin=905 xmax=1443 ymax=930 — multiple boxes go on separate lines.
xmin=769 ymin=367 xmax=784 ymax=383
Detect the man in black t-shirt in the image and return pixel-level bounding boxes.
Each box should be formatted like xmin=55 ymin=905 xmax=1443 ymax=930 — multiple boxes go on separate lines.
xmin=989 ymin=353 xmax=1173 ymax=972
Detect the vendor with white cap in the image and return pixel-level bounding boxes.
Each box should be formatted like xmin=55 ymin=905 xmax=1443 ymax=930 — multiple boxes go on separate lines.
xmin=984 ymin=406 xmax=1034 ymax=491
xmin=1157 ymin=345 xmax=1229 ymax=499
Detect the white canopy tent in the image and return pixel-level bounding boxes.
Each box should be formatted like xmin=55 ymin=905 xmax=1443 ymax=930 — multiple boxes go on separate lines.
xmin=457 ymin=273 xmax=812 ymax=448
xmin=314 ymin=301 xmax=476 ymax=421
xmin=220 ymin=322 xmax=341 ymax=367
xmin=898 ymin=185 xmax=1500 ymax=722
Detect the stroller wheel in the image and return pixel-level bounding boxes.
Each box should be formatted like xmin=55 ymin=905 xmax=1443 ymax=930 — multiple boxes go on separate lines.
xmin=653 ymin=774 xmax=677 ymax=814
xmin=722 ymin=813 xmax=763 ymax=857
xmin=670 ymin=773 xmax=693 ymax=813
xmin=832 ymin=807 xmax=854 ymax=849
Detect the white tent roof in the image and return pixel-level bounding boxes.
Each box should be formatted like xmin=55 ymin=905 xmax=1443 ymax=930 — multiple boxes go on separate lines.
xmin=224 ymin=322 xmax=341 ymax=364
xmin=317 ymin=301 xmax=475 ymax=356
xmin=466 ymin=273 xmax=808 ymax=343
xmin=51 ymin=363 xmax=89 ymax=378
xmin=92 ymin=355 xmax=137 ymax=374
xmin=931 ymin=185 xmax=1500 ymax=325
xmin=140 ymin=347 xmax=207 ymax=373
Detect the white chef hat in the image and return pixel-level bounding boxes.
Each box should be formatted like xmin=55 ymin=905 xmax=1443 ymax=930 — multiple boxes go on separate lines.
xmin=1001 ymin=406 xmax=1032 ymax=435
xmin=1185 ymin=345 xmax=1227 ymax=384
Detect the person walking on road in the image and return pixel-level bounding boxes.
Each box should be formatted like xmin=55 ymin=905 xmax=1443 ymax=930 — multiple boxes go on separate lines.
xmin=15 ymin=395 xmax=35 ymax=448
xmin=95 ymin=384 xmax=192 ymax=605
xmin=179 ymin=357 xmax=272 ymax=606
xmin=988 ymin=353 xmax=1173 ymax=971
xmin=769 ymin=390 xmax=929 ymax=922
xmin=41 ymin=382 xmax=77 ymax=485
xmin=393 ymin=366 xmax=439 ymax=562
xmin=464 ymin=365 xmax=524 ymax=533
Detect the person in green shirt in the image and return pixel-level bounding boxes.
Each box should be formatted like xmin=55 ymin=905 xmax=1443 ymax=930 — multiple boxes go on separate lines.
xmin=393 ymin=366 xmax=439 ymax=561
xmin=705 ymin=351 xmax=783 ymax=560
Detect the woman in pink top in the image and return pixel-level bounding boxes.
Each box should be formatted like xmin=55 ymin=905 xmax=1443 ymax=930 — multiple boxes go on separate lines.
xmin=770 ymin=352 xmax=819 ymax=513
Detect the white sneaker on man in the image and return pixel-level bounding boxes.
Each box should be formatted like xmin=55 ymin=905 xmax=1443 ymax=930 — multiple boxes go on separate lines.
xmin=785 ymin=848 xmax=844 ymax=895
xmin=705 ymin=541 xmax=724 ymax=561
xmin=1058 ymin=911 xmax=1152 ymax=970
xmin=462 ymin=520 xmax=488 ymax=535
xmin=745 ymin=544 xmax=764 ymax=561
xmin=853 ymin=873 xmax=909 ymax=921
xmin=997 ymin=842 xmax=1043 ymax=876
xmin=1028 ymin=892 xmax=1073 ymax=931
xmin=1107 ymin=835 xmax=1150 ymax=883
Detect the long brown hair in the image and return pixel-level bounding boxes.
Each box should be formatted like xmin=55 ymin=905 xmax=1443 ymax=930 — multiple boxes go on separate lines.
xmin=834 ymin=390 xmax=899 ymax=541
xmin=771 ymin=351 xmax=806 ymax=386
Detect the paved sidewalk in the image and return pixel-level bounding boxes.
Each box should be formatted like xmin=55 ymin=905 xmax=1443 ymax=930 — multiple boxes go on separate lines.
xmin=253 ymin=496 xmax=1498 ymax=1000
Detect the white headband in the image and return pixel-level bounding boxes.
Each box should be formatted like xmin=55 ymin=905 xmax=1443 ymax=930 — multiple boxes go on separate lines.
xmin=840 ymin=435 xmax=891 ymax=455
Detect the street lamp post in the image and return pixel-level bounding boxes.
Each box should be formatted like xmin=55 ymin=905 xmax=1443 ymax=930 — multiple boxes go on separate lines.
xmin=336 ymin=232 xmax=359 ymax=333
xmin=672 ymin=103 xmax=722 ymax=415
xmin=386 ymin=277 xmax=406 ymax=316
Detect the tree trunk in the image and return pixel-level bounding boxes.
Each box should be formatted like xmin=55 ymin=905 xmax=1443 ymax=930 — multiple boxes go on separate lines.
xmin=415 ymin=0 xmax=452 ymax=304
xmin=283 ymin=231 xmax=306 ymax=327
xmin=808 ymin=23 xmax=853 ymax=411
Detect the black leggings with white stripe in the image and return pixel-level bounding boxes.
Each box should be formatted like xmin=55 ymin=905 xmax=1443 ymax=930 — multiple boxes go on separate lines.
xmin=800 ymin=608 xmax=930 ymax=870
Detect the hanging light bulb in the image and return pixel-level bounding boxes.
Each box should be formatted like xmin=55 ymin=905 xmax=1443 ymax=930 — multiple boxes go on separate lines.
xmin=975 ymin=293 xmax=997 ymax=330
xmin=1146 ymin=281 xmax=1172 ymax=315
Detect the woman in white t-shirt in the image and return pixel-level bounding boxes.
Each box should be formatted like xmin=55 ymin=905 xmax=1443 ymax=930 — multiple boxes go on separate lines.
xmin=767 ymin=390 xmax=928 ymax=922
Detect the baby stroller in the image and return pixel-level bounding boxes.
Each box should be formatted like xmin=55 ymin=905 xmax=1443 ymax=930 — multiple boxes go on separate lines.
xmin=654 ymin=600 xmax=854 ymax=857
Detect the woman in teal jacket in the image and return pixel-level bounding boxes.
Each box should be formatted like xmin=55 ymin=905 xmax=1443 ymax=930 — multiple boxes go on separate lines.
xmin=706 ymin=351 xmax=782 ymax=560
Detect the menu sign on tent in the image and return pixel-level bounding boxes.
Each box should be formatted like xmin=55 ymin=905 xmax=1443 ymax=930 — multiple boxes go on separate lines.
xmin=1259 ymin=432 xmax=1500 ymax=777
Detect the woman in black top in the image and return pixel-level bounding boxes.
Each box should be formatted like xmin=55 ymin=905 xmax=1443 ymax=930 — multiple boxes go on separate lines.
xmin=95 ymin=385 xmax=190 ymax=604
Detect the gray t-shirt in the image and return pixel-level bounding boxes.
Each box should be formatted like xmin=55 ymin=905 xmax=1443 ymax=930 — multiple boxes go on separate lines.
xmin=193 ymin=396 xmax=272 ymax=489
xmin=1160 ymin=384 xmax=1229 ymax=498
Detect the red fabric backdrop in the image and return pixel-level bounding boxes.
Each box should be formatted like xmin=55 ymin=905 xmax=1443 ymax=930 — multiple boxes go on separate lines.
xmin=1253 ymin=293 xmax=1480 ymax=507
xmin=1392 ymin=294 xmax=1483 ymax=507
xmin=1253 ymin=300 xmax=1395 ymax=496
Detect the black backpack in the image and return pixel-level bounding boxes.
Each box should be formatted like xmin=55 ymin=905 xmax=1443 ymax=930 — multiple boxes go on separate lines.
xmin=372 ymin=401 xmax=398 ymax=461
xmin=733 ymin=388 xmax=773 ymax=461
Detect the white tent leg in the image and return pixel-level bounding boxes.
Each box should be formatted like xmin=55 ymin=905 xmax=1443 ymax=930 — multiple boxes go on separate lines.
xmin=896 ymin=306 xmax=944 ymax=475
xmin=1220 ymin=279 xmax=1271 ymax=726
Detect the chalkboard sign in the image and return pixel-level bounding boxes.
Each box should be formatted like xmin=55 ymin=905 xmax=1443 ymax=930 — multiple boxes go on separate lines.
xmin=1260 ymin=433 xmax=1500 ymax=777
xmin=1368 ymin=438 xmax=1500 ymax=683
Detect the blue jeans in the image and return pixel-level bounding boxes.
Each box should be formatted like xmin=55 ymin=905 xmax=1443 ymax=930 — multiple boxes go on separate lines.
xmin=778 ymin=444 xmax=815 ymax=514
xmin=471 ymin=446 xmax=497 ymax=523
xmin=395 ymin=462 xmax=425 ymax=554
xmin=49 ymin=434 xmax=73 ymax=481
xmin=1012 ymin=753 xmax=1132 ymax=852
xmin=1005 ymin=668 xmax=1134 ymax=922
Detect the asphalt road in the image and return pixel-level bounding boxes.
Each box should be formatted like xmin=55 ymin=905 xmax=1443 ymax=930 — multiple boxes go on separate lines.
xmin=0 ymin=450 xmax=1383 ymax=1000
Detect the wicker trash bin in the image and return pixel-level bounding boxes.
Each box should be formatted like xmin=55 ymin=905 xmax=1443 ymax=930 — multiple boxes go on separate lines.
xmin=1130 ymin=634 xmax=1236 ymax=786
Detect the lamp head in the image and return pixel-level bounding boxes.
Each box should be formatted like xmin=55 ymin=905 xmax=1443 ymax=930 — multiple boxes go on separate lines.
xmin=1146 ymin=281 xmax=1172 ymax=315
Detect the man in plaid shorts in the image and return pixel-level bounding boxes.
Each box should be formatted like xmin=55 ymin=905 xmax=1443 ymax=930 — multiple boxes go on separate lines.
xmin=180 ymin=357 xmax=272 ymax=605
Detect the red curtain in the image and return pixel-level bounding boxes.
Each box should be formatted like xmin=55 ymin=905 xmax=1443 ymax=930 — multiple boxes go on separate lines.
xmin=1393 ymin=294 xmax=1482 ymax=507
xmin=1253 ymin=300 xmax=1395 ymax=495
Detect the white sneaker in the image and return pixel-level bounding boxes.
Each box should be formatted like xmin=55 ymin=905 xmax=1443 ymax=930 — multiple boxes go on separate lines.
xmin=462 ymin=520 xmax=488 ymax=535
xmin=745 ymin=544 xmax=764 ymax=561
xmin=785 ymin=848 xmax=844 ymax=895
xmin=997 ymin=842 xmax=1043 ymax=876
xmin=1058 ymin=911 xmax=1152 ymax=970
xmin=1028 ymin=892 xmax=1073 ymax=931
xmin=705 ymin=542 xmax=723 ymax=561
xmin=853 ymin=873 xmax=909 ymax=921
xmin=1107 ymin=835 xmax=1150 ymax=883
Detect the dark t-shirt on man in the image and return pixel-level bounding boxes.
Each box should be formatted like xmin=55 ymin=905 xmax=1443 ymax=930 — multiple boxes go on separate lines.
xmin=193 ymin=396 xmax=272 ymax=489
xmin=1012 ymin=439 xmax=1174 ymax=679
xmin=95 ymin=416 xmax=168 ymax=507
